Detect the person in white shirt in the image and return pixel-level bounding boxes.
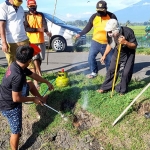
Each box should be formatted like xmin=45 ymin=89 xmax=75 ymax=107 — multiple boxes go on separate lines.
xmin=0 ymin=0 xmax=34 ymax=69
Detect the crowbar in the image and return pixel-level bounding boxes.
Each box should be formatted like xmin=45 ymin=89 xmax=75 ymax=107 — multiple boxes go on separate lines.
xmin=112 ymin=82 xmax=150 ymax=126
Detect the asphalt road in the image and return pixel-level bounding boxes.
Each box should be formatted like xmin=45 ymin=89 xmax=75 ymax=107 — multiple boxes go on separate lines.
xmin=0 ymin=50 xmax=150 ymax=80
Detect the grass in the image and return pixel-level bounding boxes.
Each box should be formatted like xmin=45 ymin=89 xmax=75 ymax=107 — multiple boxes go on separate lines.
xmin=80 ymin=25 xmax=147 ymax=37
xmin=128 ymin=25 xmax=146 ymax=36
xmin=136 ymin=47 xmax=150 ymax=55
xmin=1 ymin=67 xmax=150 ymax=149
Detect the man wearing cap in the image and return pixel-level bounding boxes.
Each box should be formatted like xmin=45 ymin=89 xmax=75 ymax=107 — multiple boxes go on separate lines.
xmin=76 ymin=0 xmax=117 ymax=78
xmin=24 ymin=0 xmax=51 ymax=88
xmin=0 ymin=45 xmax=54 ymax=150
xmin=97 ymin=19 xmax=138 ymax=95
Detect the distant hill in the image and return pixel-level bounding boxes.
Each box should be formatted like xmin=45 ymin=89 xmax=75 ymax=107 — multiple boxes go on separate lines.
xmin=114 ymin=0 xmax=150 ymax=23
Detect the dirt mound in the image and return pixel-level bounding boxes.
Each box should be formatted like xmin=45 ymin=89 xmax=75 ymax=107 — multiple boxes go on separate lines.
xmin=0 ymin=104 xmax=104 ymax=150
xmin=134 ymin=101 xmax=150 ymax=115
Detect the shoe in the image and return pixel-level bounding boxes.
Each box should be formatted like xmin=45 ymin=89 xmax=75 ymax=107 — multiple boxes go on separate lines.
xmin=87 ymin=72 xmax=97 ymax=79
xmin=96 ymin=89 xmax=107 ymax=93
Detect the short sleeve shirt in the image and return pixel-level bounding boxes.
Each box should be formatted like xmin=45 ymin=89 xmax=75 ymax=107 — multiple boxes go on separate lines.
xmin=0 ymin=1 xmax=28 ymax=43
xmin=0 ymin=62 xmax=32 ymax=111
xmin=107 ymin=26 xmax=138 ymax=61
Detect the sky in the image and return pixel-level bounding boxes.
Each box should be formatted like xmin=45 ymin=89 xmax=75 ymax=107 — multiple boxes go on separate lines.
xmin=0 ymin=0 xmax=142 ymax=21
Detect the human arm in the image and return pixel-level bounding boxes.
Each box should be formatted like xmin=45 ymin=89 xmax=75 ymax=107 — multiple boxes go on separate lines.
xmin=29 ymin=73 xmax=54 ymax=90
xmin=12 ymin=91 xmax=44 ymax=105
xmin=41 ymin=13 xmax=52 ymax=37
xmin=0 ymin=21 xmax=9 ymax=53
xmin=11 ymin=74 xmax=48 ymax=105
xmin=75 ymin=14 xmax=95 ymax=38
xmin=100 ymin=44 xmax=112 ymax=64
xmin=24 ymin=12 xmax=45 ymax=33
xmin=118 ymin=35 xmax=137 ymax=49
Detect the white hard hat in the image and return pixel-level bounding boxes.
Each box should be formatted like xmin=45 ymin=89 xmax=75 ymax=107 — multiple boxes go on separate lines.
xmin=105 ymin=19 xmax=119 ymax=31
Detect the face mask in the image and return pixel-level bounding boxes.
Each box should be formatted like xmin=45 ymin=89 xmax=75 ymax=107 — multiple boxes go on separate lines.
xmin=29 ymin=7 xmax=37 ymax=13
xmin=97 ymin=11 xmax=107 ymax=16
xmin=13 ymin=0 xmax=22 ymax=7
xmin=108 ymin=29 xmax=119 ymax=37
xmin=108 ymin=32 xmax=113 ymax=37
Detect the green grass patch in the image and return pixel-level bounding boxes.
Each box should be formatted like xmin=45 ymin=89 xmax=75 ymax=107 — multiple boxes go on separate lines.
xmin=136 ymin=47 xmax=150 ymax=55
xmin=0 ymin=64 xmax=150 ymax=149
xmin=80 ymin=25 xmax=146 ymax=36
xmin=128 ymin=25 xmax=146 ymax=36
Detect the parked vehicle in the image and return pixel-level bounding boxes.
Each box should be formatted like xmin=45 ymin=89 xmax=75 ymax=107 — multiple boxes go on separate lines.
xmin=43 ymin=13 xmax=86 ymax=51
xmin=0 ymin=12 xmax=86 ymax=52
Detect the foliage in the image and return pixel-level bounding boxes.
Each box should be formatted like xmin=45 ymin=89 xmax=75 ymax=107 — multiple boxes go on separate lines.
xmin=66 ymin=20 xmax=88 ymax=27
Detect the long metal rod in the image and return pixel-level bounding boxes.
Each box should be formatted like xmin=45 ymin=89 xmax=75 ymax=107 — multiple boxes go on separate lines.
xmin=112 ymin=83 xmax=150 ymax=126
xmin=111 ymin=44 xmax=122 ymax=98
xmin=44 ymin=103 xmax=61 ymax=114
xmin=42 ymin=79 xmax=63 ymax=116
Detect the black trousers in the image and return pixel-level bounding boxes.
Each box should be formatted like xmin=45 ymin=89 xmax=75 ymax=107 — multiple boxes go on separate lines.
xmin=100 ymin=49 xmax=135 ymax=94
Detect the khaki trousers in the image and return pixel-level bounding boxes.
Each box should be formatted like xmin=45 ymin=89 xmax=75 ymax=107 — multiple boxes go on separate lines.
xmin=5 ymin=39 xmax=34 ymax=69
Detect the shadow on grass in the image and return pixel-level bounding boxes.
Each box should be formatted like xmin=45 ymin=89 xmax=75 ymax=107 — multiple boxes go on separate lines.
xmin=129 ymin=76 xmax=150 ymax=92
xmin=19 ymin=83 xmax=101 ymax=149
xmin=19 ymin=87 xmax=80 ymax=149
xmin=133 ymin=62 xmax=150 ymax=74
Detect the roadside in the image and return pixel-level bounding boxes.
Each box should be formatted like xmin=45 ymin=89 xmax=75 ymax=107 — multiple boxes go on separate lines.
xmin=0 ymin=50 xmax=150 ymax=149
xmin=0 ymin=50 xmax=150 ymax=80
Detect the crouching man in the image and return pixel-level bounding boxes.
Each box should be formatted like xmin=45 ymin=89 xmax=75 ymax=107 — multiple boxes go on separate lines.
xmin=0 ymin=45 xmax=54 ymax=150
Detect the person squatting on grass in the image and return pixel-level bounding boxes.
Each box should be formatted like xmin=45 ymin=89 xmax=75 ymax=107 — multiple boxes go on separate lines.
xmin=97 ymin=19 xmax=138 ymax=95
xmin=24 ymin=0 xmax=51 ymax=89
xmin=0 ymin=45 xmax=54 ymax=150
xmin=75 ymin=0 xmax=117 ymax=79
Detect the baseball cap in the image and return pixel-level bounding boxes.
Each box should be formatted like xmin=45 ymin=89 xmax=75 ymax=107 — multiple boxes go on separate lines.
xmin=105 ymin=19 xmax=119 ymax=31
xmin=27 ymin=0 xmax=37 ymax=6
xmin=96 ymin=0 xmax=107 ymax=11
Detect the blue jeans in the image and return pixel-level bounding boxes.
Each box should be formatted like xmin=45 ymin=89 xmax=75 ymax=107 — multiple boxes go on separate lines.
xmin=22 ymin=83 xmax=29 ymax=97
xmin=88 ymin=40 xmax=114 ymax=74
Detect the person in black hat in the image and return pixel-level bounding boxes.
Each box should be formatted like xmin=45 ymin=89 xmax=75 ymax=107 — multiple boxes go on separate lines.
xmin=76 ymin=0 xmax=117 ymax=78
xmin=97 ymin=19 xmax=138 ymax=95
xmin=0 ymin=45 xmax=54 ymax=150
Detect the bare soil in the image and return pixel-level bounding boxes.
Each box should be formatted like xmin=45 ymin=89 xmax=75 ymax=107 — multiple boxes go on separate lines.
xmin=0 ymin=103 xmax=104 ymax=150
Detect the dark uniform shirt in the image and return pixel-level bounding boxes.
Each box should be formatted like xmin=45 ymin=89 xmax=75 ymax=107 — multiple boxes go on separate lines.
xmin=0 ymin=62 xmax=32 ymax=111
xmin=108 ymin=26 xmax=138 ymax=62
xmin=79 ymin=11 xmax=117 ymax=44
